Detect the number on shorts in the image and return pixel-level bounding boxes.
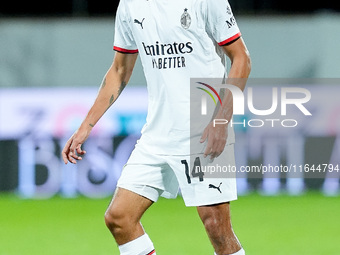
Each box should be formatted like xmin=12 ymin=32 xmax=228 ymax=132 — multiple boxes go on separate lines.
xmin=181 ymin=157 xmax=204 ymax=184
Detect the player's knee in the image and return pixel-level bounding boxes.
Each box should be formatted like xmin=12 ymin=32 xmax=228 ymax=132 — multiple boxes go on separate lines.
xmin=104 ymin=210 xmax=114 ymax=229
xmin=104 ymin=207 xmax=129 ymax=234
xmin=199 ymin=207 xmax=231 ymax=236
xmin=203 ymin=215 xmax=224 ymax=234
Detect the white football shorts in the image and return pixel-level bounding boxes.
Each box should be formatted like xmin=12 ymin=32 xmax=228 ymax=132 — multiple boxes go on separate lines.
xmin=117 ymin=142 xmax=237 ymax=207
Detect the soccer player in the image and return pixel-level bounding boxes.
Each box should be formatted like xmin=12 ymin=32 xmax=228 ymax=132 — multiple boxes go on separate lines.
xmin=62 ymin=0 xmax=251 ymax=254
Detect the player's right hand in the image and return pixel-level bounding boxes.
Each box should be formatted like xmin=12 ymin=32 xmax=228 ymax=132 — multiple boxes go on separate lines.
xmin=61 ymin=126 xmax=91 ymax=164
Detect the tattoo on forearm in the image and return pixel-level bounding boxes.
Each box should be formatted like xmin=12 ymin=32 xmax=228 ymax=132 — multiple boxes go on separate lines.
xmin=118 ymin=81 xmax=127 ymax=96
xmin=106 ymin=81 xmax=127 ymax=110
xmin=109 ymin=95 xmax=114 ymax=106
xmin=89 ymin=123 xmax=94 ymax=127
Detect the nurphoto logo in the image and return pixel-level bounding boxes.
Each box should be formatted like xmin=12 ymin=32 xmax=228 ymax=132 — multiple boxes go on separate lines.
xmin=196 ymin=81 xmax=312 ymax=128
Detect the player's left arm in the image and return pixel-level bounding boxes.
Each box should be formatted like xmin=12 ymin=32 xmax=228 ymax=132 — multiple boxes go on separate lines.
xmin=216 ymin=37 xmax=252 ymax=121
xmin=201 ymin=37 xmax=251 ymax=159
xmin=223 ymin=37 xmax=251 ymax=84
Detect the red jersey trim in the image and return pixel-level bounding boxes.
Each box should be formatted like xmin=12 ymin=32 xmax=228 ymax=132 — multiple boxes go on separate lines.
xmin=218 ymin=32 xmax=242 ymax=46
xmin=146 ymin=250 xmax=156 ymax=255
xmin=113 ymin=46 xmax=139 ymax=54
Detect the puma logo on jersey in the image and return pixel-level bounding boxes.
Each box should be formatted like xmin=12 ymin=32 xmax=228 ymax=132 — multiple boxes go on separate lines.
xmin=134 ymin=18 xmax=145 ymax=29
xmin=209 ymin=183 xmax=222 ymax=193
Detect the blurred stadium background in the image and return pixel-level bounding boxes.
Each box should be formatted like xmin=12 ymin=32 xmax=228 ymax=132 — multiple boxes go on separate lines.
xmin=1 ymin=1 xmax=340 ymax=255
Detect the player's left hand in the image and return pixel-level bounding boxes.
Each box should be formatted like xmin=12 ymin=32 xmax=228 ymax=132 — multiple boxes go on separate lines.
xmin=200 ymin=121 xmax=228 ymax=160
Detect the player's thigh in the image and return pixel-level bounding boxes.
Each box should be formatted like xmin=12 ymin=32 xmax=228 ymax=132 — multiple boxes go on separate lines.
xmin=105 ymin=187 xmax=153 ymax=223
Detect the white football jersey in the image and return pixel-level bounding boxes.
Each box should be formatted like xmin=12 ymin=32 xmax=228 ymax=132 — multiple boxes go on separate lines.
xmin=114 ymin=0 xmax=241 ymax=155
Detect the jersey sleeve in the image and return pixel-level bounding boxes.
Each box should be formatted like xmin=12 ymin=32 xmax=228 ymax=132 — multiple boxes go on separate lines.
xmin=113 ymin=1 xmax=138 ymax=54
xmin=204 ymin=0 xmax=241 ymax=46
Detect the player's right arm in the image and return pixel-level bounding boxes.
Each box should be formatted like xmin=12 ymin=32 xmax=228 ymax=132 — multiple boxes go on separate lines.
xmin=61 ymin=52 xmax=138 ymax=164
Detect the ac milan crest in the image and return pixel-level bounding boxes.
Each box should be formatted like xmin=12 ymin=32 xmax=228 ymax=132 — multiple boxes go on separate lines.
xmin=181 ymin=8 xmax=191 ymax=29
